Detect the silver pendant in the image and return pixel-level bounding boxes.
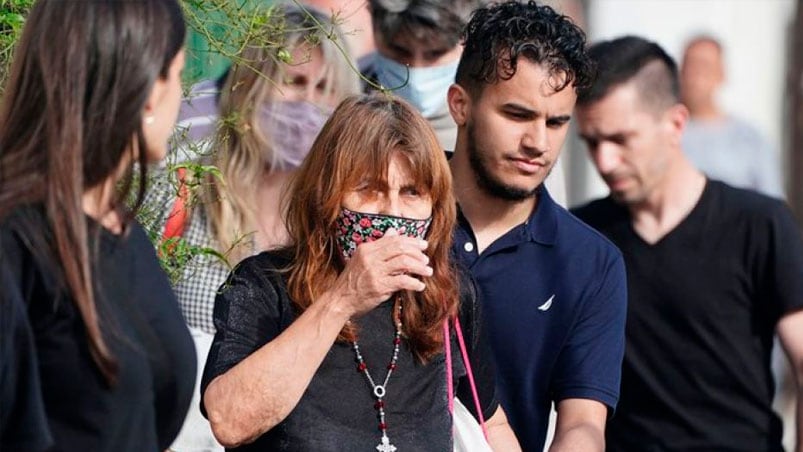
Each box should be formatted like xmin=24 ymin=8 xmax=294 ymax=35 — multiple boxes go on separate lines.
xmin=376 ymin=433 xmax=397 ymax=452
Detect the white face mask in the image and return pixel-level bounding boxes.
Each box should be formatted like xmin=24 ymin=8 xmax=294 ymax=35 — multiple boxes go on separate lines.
xmin=374 ymin=53 xmax=458 ymax=118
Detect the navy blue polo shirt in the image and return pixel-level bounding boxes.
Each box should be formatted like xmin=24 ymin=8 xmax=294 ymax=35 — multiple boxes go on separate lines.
xmin=452 ymin=187 xmax=627 ymax=451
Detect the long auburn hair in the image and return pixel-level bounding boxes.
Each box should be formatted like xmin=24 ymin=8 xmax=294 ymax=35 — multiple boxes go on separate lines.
xmin=204 ymin=4 xmax=359 ymax=261
xmin=285 ymin=94 xmax=458 ymax=362
xmin=0 ymin=0 xmax=185 ymax=384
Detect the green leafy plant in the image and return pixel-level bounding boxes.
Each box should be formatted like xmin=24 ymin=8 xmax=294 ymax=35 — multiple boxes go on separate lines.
xmin=0 ymin=0 xmax=34 ymax=95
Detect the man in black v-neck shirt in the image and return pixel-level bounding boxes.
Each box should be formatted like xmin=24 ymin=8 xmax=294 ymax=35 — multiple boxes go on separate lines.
xmin=571 ymin=36 xmax=803 ymax=452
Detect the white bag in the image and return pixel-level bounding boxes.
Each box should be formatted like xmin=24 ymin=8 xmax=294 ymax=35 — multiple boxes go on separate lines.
xmin=453 ymin=397 xmax=493 ymax=452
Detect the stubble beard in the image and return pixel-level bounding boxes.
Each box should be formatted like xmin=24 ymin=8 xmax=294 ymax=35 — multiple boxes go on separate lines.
xmin=466 ymin=121 xmax=545 ymax=202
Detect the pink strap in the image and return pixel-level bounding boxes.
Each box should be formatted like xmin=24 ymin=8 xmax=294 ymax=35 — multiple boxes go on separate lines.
xmin=444 ymin=317 xmax=489 ymax=440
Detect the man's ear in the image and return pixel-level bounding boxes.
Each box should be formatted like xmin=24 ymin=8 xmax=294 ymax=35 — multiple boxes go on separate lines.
xmin=665 ymin=102 xmax=689 ymax=149
xmin=447 ymin=83 xmax=471 ymax=127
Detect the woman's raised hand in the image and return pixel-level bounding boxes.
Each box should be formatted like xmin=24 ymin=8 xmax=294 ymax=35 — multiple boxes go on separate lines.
xmin=330 ymin=229 xmax=432 ymax=318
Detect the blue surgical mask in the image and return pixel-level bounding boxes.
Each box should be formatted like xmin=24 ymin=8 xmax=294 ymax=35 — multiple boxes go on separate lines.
xmin=373 ymin=53 xmax=458 ymax=118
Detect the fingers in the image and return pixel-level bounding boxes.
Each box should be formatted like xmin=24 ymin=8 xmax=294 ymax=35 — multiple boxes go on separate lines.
xmin=357 ymin=228 xmax=429 ymax=265
xmin=383 ymin=253 xmax=433 ymax=279
xmin=333 ymin=228 xmax=433 ymax=316
xmin=387 ymin=273 xmax=427 ymax=293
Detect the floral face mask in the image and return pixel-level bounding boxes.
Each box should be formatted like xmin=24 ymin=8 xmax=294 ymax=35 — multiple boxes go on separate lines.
xmin=334 ymin=207 xmax=432 ymax=260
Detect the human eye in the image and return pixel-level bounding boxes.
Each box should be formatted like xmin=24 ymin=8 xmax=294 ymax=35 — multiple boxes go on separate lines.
xmin=400 ymin=185 xmax=422 ymax=197
xmin=388 ymin=44 xmax=413 ymax=62
xmin=580 ymin=136 xmax=598 ymax=150
xmin=424 ymin=48 xmax=450 ymax=62
xmin=610 ymin=134 xmax=628 ymax=146
xmin=502 ymin=106 xmax=534 ymax=121
xmin=546 ymin=117 xmax=570 ymax=129
xmin=355 ymin=183 xmax=371 ymax=192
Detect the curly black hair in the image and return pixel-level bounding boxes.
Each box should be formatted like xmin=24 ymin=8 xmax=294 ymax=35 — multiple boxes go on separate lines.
xmin=455 ymin=0 xmax=594 ymax=96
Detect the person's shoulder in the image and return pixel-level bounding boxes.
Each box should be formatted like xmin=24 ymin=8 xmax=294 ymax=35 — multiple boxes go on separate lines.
xmin=559 ymin=198 xmax=625 ymax=257
xmin=703 ymin=181 xmax=801 ymax=243
xmin=569 ymin=197 xmax=622 ymax=226
xmin=230 ymin=247 xmax=294 ymax=283
xmin=0 ymin=205 xmax=50 ymax=266
xmin=708 ymin=179 xmax=787 ymax=216
xmin=0 ymin=204 xmax=45 ymax=232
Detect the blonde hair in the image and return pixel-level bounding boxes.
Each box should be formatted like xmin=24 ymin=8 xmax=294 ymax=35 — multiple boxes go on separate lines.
xmin=203 ymin=4 xmax=360 ymax=261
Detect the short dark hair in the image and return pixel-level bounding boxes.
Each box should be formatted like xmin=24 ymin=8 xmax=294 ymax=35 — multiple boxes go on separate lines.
xmin=577 ymin=35 xmax=679 ymax=112
xmin=455 ymin=0 xmax=593 ymax=97
xmin=369 ymin=0 xmax=487 ymax=49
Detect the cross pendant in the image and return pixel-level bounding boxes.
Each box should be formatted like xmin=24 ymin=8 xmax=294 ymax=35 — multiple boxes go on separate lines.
xmin=376 ymin=434 xmax=397 ymax=452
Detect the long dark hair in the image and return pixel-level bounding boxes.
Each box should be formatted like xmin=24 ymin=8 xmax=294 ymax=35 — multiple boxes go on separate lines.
xmin=0 ymin=0 xmax=185 ymax=384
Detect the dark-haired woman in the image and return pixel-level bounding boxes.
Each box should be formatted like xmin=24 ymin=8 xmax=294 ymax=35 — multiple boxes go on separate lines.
xmin=0 ymin=0 xmax=195 ymax=450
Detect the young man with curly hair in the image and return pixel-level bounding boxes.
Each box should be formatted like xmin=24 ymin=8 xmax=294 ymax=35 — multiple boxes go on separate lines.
xmin=447 ymin=2 xmax=628 ymax=450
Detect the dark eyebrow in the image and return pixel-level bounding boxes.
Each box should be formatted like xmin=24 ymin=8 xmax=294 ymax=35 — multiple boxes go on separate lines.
xmin=501 ymin=103 xmax=538 ymax=118
xmin=579 ymin=131 xmax=631 ymax=143
xmin=548 ymin=114 xmax=572 ymax=123
xmin=388 ymin=43 xmax=412 ymax=57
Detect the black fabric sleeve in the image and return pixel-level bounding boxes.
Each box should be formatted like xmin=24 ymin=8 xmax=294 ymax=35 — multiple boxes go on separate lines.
xmin=763 ymin=200 xmax=803 ymax=316
xmin=200 ymin=252 xmax=293 ymax=417
xmin=455 ymin=269 xmax=499 ymax=422
xmin=0 ymin=263 xmax=53 ymax=452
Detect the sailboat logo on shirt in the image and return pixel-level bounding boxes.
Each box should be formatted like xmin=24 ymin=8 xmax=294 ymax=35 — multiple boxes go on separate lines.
xmin=537 ymin=294 xmax=555 ymax=311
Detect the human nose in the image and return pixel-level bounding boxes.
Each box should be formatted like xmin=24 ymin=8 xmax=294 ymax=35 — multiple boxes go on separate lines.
xmin=280 ymin=86 xmax=303 ymax=102
xmin=521 ymin=122 xmax=548 ymax=156
xmin=593 ymin=142 xmax=621 ymax=175
xmin=377 ymin=193 xmax=402 ymax=217
xmin=302 ymin=84 xmax=317 ymax=103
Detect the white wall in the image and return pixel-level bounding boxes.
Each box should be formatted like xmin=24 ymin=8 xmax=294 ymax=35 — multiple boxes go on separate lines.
xmin=567 ymin=0 xmax=796 ymax=205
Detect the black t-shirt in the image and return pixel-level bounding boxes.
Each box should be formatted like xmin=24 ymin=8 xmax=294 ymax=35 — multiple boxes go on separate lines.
xmin=0 ymin=264 xmax=52 ymax=451
xmin=572 ymin=180 xmax=803 ymax=452
xmin=1 ymin=207 xmax=197 ymax=452
xmin=201 ymin=249 xmax=498 ymax=451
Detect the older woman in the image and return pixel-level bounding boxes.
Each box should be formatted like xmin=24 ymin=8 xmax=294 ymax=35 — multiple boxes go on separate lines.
xmin=201 ymin=94 xmax=520 ymax=450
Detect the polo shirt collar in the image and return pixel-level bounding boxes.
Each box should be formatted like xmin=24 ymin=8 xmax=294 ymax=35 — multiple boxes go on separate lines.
xmin=456 ymin=185 xmax=559 ymax=248
xmin=525 ymin=185 xmax=558 ymax=246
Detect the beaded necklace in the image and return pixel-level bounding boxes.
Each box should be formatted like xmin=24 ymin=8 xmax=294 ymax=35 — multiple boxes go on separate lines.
xmin=351 ymin=302 xmax=402 ymax=452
